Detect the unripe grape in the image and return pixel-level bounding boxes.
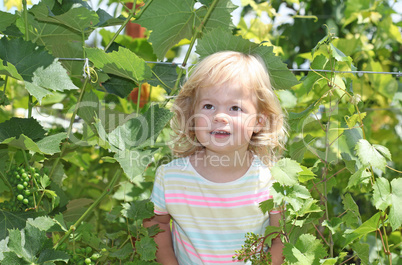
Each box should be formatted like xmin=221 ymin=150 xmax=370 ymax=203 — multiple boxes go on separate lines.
xmin=85 ymin=246 xmax=92 ymax=254
xmin=17 ymin=194 xmax=24 ymax=201
xmin=23 ymin=198 xmax=28 ymax=204
xmin=17 ymin=184 xmax=24 ymax=190
xmin=24 ymin=190 xmax=31 ymax=196
xmin=21 ymin=173 xmax=28 ymax=179
xmin=23 ymin=181 xmax=28 ymax=187
xmin=85 ymin=258 xmax=91 ymax=264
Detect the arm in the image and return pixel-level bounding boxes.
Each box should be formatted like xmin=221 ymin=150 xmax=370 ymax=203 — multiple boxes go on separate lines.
xmin=143 ymin=214 xmax=179 ymax=265
xmin=268 ymin=212 xmax=284 ymax=265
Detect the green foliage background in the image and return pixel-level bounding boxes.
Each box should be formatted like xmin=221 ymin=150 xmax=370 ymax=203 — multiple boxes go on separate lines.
xmin=0 ymin=0 xmax=401 ymax=264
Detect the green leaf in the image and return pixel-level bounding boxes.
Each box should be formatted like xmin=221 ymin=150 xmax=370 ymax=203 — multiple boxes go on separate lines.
xmin=148 ymin=64 xmax=179 ymax=94
xmin=110 ymin=104 xmax=173 ymax=150
xmin=0 ymin=210 xmax=42 ymax=240
xmin=346 ymin=166 xmax=371 ymax=189
xmin=0 ymin=11 xmax=16 ymax=33
xmin=271 ymin=158 xmax=303 ymax=186
xmin=95 ymin=8 xmax=125 ymax=27
xmin=135 ymin=236 xmax=157 ymax=261
xmin=197 ymin=0 xmax=237 ymax=32
xmin=102 ymin=74 xmax=136 ymax=98
xmin=355 ymin=139 xmax=389 ymax=171
xmin=345 ymin=113 xmax=366 ymax=129
xmin=0 ymin=37 xmax=54 ymax=82
xmin=297 ymin=55 xmax=329 ymax=96
xmin=289 ymin=135 xmax=315 ymax=163
xmin=352 ymin=242 xmax=369 ymax=265
xmin=372 ymin=177 xmax=391 ymax=211
xmin=342 ymin=193 xmax=361 ymax=228
xmin=389 ymin=178 xmax=402 ymax=231
xmin=283 ymin=234 xmax=327 ymax=265
xmin=37 ymin=249 xmax=70 ymax=264
xmin=86 ymin=47 xmax=153 ymax=84
xmin=109 ymin=243 xmax=132 ymax=259
xmin=259 ymin=199 xmax=274 ymax=214
xmin=271 ymin=183 xmax=311 ymax=212
xmin=298 ymin=165 xmax=316 ymax=183
xmin=7 ymin=223 xmax=52 ymax=263
xmin=196 ymin=28 xmax=299 ymax=91
xmin=26 ymin=216 xmax=57 ymax=232
xmin=36 ymin=133 xmax=67 ymax=155
xmin=25 ymin=59 xmax=79 ymax=102
xmin=0 ymin=118 xmax=46 ymax=142
xmin=1 ymin=251 xmax=28 ymax=265
xmin=0 ymin=58 xmax=23 ymax=80
xmin=42 ymin=6 xmax=99 ymax=33
xmin=121 ymin=199 xmax=154 ymax=222
xmin=319 ymin=257 xmax=338 ymax=265
xmin=373 ymin=177 xmax=402 ymax=231
xmin=288 ymin=102 xmax=318 ymax=133
xmin=322 ymin=217 xmax=342 ymax=234
xmin=114 ymin=149 xmax=157 ymax=182
xmin=343 ymin=212 xmax=381 ymax=246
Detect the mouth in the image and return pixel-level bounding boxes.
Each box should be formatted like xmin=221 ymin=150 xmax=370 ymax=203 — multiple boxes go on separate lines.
xmin=210 ymin=130 xmax=231 ymax=136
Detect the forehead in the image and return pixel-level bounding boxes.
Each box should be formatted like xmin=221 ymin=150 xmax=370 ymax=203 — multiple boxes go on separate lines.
xmin=196 ymin=82 xmax=257 ymax=104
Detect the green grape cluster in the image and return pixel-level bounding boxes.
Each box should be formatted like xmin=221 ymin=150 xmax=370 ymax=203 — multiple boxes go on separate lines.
xmin=61 ymin=244 xmax=101 ymax=265
xmin=0 ymin=165 xmax=40 ymax=212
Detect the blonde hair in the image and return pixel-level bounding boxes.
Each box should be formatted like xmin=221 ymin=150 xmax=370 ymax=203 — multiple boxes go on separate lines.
xmin=170 ymin=51 xmax=287 ymax=166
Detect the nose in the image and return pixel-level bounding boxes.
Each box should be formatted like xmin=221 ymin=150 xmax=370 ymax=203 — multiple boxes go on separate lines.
xmin=213 ymin=112 xmax=230 ymax=124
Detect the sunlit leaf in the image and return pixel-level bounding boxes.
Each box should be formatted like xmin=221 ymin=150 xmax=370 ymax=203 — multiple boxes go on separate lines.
xmin=135 ymin=0 xmax=195 ymax=60
xmin=271 ymin=158 xmax=303 ymax=186
xmin=283 ymin=234 xmax=327 ymax=265
xmin=355 ymin=139 xmax=390 ymax=171
xmin=86 ymin=47 xmax=153 ymax=84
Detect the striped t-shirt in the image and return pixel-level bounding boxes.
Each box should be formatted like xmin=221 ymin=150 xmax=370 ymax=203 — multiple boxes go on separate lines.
xmin=151 ymin=156 xmax=279 ymax=264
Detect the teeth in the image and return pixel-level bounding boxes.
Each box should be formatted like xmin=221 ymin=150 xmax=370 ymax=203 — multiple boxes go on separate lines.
xmin=211 ymin=131 xmax=230 ymax=135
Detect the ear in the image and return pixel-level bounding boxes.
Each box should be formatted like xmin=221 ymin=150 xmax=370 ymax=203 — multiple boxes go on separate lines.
xmin=253 ymin=115 xmax=266 ymax=133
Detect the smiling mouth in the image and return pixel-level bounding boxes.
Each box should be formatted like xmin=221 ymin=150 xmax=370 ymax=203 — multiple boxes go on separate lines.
xmin=210 ymin=131 xmax=231 ymax=135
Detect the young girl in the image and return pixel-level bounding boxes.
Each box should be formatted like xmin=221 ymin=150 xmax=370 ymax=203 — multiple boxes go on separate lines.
xmin=144 ymin=51 xmax=286 ymax=265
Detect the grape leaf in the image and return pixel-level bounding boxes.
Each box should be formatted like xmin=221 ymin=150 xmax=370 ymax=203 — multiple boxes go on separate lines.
xmin=0 ymin=117 xmax=46 ymax=142
xmin=271 ymin=158 xmax=303 ymax=186
xmin=0 ymin=59 xmax=22 ymax=80
xmin=135 ymin=236 xmax=157 ymax=261
xmin=25 ymin=59 xmax=79 ymax=102
xmin=0 ymin=37 xmax=54 ymax=82
xmin=346 ymin=166 xmax=370 ymax=189
xmin=86 ymin=47 xmax=153 ymax=84
xmin=343 ymin=212 xmax=381 ymax=246
xmin=0 ymin=11 xmax=16 ymax=32
xmin=355 ymin=139 xmax=389 ymax=172
xmin=121 ymin=200 xmax=154 ymax=222
xmin=196 ymin=0 xmax=237 ymax=32
xmin=114 ymin=149 xmax=158 ymax=183
xmin=283 ymin=234 xmax=327 ymax=265
xmin=135 ymin=0 xmax=195 ymax=60
xmin=0 ymin=210 xmax=43 ymax=240
xmin=373 ymin=177 xmax=402 ymax=231
xmin=271 ymin=183 xmax=311 ymax=212
xmin=352 ymin=242 xmax=369 ymax=265
xmin=109 ymin=243 xmax=132 ymax=259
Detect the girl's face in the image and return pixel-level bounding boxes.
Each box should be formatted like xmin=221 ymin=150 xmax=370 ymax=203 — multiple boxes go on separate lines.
xmin=192 ymin=82 xmax=264 ymax=156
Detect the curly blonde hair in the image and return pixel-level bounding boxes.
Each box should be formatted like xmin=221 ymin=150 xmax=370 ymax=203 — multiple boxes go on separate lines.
xmin=170 ymin=51 xmax=287 ymax=166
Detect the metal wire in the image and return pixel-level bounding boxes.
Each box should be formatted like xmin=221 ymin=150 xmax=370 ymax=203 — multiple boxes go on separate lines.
xmin=57 ymin=58 xmax=401 ymax=77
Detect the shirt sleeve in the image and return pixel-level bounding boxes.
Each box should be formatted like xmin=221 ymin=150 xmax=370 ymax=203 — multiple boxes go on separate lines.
xmin=150 ymin=165 xmax=169 ymax=215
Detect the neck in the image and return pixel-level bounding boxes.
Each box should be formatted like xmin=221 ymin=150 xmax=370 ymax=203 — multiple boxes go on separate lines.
xmin=200 ymin=149 xmax=253 ymax=169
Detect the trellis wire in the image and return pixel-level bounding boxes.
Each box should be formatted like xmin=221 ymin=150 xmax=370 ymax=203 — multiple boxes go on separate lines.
xmin=57 ymin=58 xmax=402 ymax=77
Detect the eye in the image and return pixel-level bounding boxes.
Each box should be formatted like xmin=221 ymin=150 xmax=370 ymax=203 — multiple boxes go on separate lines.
xmin=230 ymin=106 xmax=242 ymax=112
xmin=202 ymin=104 xmax=214 ymax=110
